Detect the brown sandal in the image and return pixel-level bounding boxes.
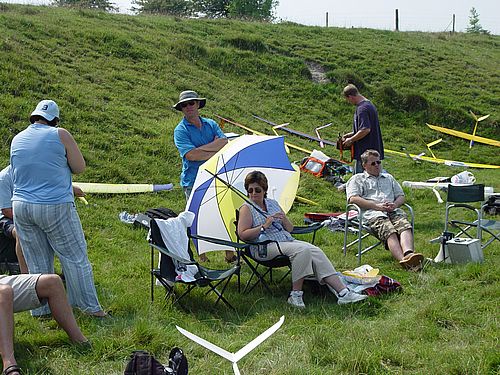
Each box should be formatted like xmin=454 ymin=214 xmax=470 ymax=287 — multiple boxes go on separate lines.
xmin=399 ymin=253 xmax=424 ymax=270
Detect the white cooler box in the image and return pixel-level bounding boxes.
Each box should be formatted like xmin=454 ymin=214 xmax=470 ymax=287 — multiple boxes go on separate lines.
xmin=446 ymin=238 xmax=483 ymax=264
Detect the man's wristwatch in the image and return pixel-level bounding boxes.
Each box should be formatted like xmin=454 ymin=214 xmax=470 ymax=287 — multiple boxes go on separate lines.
xmin=260 ymin=226 xmax=265 ymax=233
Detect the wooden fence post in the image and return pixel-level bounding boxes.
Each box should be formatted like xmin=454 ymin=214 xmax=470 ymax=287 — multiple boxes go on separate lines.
xmin=326 ymin=12 xmax=328 ymax=27
xmin=395 ymin=9 xmax=399 ymax=31
xmin=452 ymin=14 xmax=455 ymax=33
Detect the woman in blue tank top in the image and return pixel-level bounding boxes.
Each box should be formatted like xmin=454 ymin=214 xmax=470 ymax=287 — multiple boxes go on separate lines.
xmin=10 ymin=100 xmax=107 ymax=318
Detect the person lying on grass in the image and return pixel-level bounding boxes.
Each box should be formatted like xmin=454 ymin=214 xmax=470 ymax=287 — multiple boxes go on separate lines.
xmin=237 ymin=170 xmax=368 ymax=309
xmin=346 ymin=149 xmax=424 ymax=271
xmin=0 ymin=273 xmax=89 ymax=375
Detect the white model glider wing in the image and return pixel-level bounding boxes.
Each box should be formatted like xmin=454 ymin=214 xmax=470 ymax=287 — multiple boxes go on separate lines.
xmin=176 ymin=315 xmax=285 ymax=375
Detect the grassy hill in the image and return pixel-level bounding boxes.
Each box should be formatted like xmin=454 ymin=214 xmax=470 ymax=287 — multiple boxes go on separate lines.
xmin=0 ymin=4 xmax=499 ymax=374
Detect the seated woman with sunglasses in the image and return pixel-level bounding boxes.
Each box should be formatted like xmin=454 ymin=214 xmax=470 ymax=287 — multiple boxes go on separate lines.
xmin=237 ymin=171 xmax=368 ymax=308
xmin=346 ymin=149 xmax=424 ymax=270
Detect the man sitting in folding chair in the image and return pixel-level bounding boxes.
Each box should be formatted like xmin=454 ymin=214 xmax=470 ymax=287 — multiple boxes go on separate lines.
xmin=346 ymin=149 xmax=424 ymax=271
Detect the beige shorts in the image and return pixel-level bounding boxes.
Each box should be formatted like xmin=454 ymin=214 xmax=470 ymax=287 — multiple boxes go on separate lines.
xmin=369 ymin=213 xmax=412 ymax=244
xmin=0 ymin=274 xmax=44 ymax=313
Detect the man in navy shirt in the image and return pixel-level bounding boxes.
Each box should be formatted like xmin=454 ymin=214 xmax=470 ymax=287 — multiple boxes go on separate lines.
xmin=341 ymin=84 xmax=384 ymax=174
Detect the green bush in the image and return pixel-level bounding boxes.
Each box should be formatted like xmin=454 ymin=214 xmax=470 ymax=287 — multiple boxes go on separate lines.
xmin=220 ymin=35 xmax=267 ymax=52
xmin=326 ymin=69 xmax=366 ymax=90
xmin=403 ymin=92 xmax=429 ymax=112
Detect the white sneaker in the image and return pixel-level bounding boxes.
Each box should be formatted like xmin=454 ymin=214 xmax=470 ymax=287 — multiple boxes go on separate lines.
xmin=337 ymin=290 xmax=368 ymax=305
xmin=287 ymin=291 xmax=306 ymax=308
xmin=337 ymin=183 xmax=347 ymax=192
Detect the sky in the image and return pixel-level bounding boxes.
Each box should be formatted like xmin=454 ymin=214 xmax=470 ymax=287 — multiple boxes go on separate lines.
xmin=3 ymin=0 xmax=500 ymax=34
xmin=275 ymin=0 xmax=499 ymax=34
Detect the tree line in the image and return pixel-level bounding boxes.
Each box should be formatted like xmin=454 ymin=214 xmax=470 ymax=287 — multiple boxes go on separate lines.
xmin=52 ymin=0 xmax=279 ymax=21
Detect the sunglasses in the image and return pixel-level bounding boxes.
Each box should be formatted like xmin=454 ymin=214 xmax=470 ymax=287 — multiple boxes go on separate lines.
xmin=180 ymin=100 xmax=197 ymax=108
xmin=247 ymin=187 xmax=263 ymax=194
xmin=370 ymin=160 xmax=382 ymax=166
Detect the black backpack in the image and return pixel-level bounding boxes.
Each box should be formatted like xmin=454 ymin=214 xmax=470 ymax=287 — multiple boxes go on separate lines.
xmin=0 ymin=218 xmax=20 ymax=274
xmin=124 ymin=348 xmax=188 ymax=375
xmin=146 ymin=208 xmax=178 ymax=220
xmin=134 ymin=208 xmax=179 ymax=229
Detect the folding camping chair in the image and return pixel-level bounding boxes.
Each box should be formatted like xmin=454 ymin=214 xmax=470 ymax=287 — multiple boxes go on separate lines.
xmin=234 ymin=209 xmax=324 ymax=294
xmin=444 ymin=184 xmax=499 ymax=250
xmin=343 ymin=203 xmax=414 ymax=265
xmin=148 ymin=218 xmax=247 ymax=309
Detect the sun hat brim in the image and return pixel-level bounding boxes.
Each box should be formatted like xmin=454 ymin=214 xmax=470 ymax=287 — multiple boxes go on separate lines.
xmin=174 ymin=98 xmax=206 ymax=111
xmin=173 ymin=90 xmax=207 ymax=111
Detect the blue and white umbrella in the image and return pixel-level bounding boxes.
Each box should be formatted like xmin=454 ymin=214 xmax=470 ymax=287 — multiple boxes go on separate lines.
xmin=186 ymin=135 xmax=300 ymax=254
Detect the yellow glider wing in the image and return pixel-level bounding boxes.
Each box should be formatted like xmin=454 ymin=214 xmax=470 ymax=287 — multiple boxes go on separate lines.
xmin=427 ymin=123 xmax=500 ymax=147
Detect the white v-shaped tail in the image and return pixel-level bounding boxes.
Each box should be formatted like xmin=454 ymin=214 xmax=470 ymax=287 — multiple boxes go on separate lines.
xmin=176 ymin=316 xmax=285 ymax=375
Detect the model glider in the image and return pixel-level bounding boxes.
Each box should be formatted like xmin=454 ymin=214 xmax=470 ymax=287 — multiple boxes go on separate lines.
xmin=218 ymin=115 xmax=500 ymax=169
xmin=72 ymin=182 xmax=173 ymax=194
xmin=385 ymin=149 xmax=499 ymax=169
xmin=253 ymin=115 xmax=355 ymax=162
xmin=315 ymin=123 xmax=334 ymax=148
xmin=469 ymin=111 xmax=490 ymax=148
xmin=402 ymin=181 xmax=451 ymax=203
xmin=426 ymin=138 xmax=442 ymax=159
xmin=403 ymin=181 xmax=444 ymax=191
xmin=176 ymin=316 xmax=285 ymax=375
xmin=252 ymin=114 xmax=338 ymax=147
xmin=402 ymin=180 xmax=495 ymax=203
xmin=215 ymin=115 xmax=310 ymax=154
xmin=426 ymin=123 xmax=499 ymax=147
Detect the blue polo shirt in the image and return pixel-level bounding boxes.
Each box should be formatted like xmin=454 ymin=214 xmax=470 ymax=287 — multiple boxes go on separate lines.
xmin=173 ymin=117 xmax=226 ymax=187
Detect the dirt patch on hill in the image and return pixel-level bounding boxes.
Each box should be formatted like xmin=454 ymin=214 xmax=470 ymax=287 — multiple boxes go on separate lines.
xmin=305 ymin=61 xmax=330 ymax=84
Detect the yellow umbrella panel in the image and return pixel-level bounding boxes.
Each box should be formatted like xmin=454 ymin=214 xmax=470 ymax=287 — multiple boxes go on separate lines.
xmin=186 ymin=135 xmax=299 ymax=254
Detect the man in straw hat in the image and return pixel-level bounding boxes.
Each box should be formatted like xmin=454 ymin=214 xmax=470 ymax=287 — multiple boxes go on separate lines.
xmin=173 ymin=90 xmax=236 ymax=263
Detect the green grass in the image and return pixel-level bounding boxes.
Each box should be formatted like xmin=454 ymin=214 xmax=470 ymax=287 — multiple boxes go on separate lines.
xmin=0 ymin=4 xmax=499 ymax=374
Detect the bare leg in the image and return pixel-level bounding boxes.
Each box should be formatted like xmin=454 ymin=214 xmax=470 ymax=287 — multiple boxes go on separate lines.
xmin=292 ymin=277 xmax=304 ymax=291
xmin=323 ymin=274 xmax=347 ymax=293
xmin=0 ymin=285 xmax=17 ymax=372
xmin=12 ymin=229 xmax=28 ymax=274
xmin=400 ymin=229 xmax=414 ymax=253
xmin=35 ymin=275 xmax=87 ymax=343
xmin=386 ymin=233 xmax=404 ymax=261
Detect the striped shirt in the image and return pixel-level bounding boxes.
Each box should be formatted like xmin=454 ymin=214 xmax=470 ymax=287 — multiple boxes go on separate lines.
xmin=243 ymin=198 xmax=294 ymax=243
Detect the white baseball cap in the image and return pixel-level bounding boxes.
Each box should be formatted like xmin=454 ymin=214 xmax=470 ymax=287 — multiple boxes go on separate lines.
xmin=30 ymin=100 xmax=60 ymax=123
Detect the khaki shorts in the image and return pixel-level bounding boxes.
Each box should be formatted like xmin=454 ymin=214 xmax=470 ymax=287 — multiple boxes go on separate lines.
xmin=0 ymin=274 xmax=44 ymax=313
xmin=369 ymin=213 xmax=412 ymax=245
